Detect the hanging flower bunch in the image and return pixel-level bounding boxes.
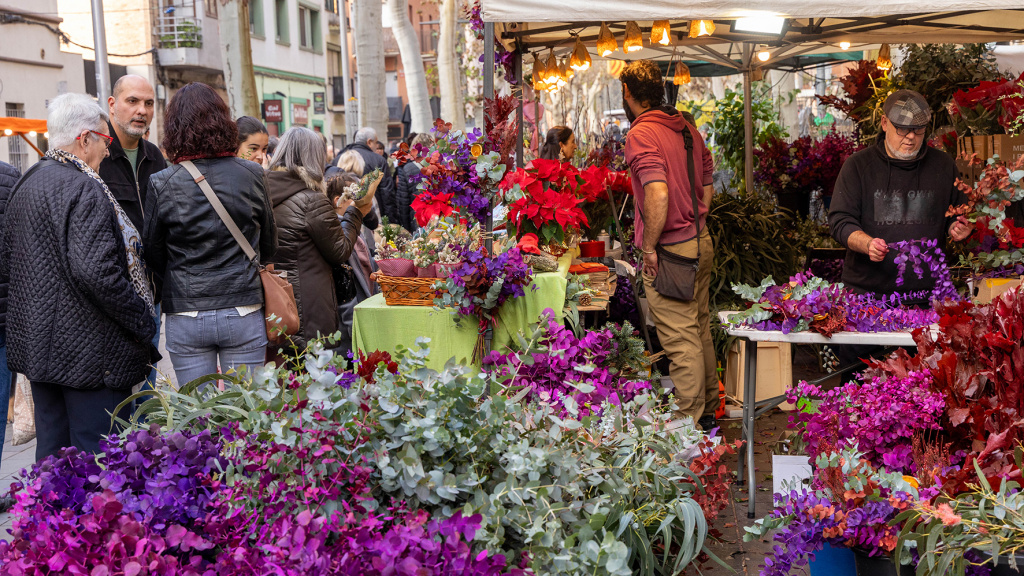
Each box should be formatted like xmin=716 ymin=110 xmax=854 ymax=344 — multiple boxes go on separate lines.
xmin=435 ymin=244 xmax=535 ymax=360
xmin=888 ymin=238 xmax=960 ymax=302
xmin=499 ymin=159 xmax=589 ymax=246
xmin=466 ymin=1 xmax=516 ymax=82
xmin=727 ymin=272 xmax=939 ymax=335
xmin=410 ymin=119 xmax=507 ymax=227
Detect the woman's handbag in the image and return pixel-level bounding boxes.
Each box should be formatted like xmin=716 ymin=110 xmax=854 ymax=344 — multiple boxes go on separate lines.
xmin=650 ymin=124 xmax=703 ymax=302
xmin=180 ymin=161 xmax=300 ymax=344
xmin=333 ymin=263 xmax=358 ymax=303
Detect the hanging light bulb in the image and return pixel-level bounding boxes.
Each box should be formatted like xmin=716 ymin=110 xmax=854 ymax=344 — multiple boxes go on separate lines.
xmin=531 ymin=52 xmax=545 ymax=89
xmin=28 ymin=131 xmax=37 ymax=137
xmin=2 ymin=129 xmax=11 ymax=137
xmin=757 ymin=49 xmax=770 ymax=62
xmin=569 ymin=36 xmax=591 ymax=71
xmin=651 ymin=20 xmax=671 ymax=46
xmin=596 ymin=22 xmax=617 ymax=57
xmin=560 ymin=58 xmax=573 ymax=84
xmin=673 ymin=61 xmax=691 ymax=85
xmin=877 ymin=43 xmax=892 ymax=71
xmin=43 ymin=131 xmax=49 ymax=139
xmin=624 ymin=21 xmax=643 ymax=52
xmin=543 ymin=49 xmax=561 ymax=84
xmin=689 ymin=19 xmax=715 ymax=38
xmin=839 ymin=41 xmax=851 ymax=50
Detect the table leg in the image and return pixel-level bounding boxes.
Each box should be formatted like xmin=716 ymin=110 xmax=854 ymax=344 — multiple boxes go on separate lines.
xmin=744 ymin=338 xmax=757 ymax=519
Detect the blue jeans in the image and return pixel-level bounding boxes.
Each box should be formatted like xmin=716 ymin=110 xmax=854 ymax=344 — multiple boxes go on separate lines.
xmin=165 ymin=307 xmax=267 ymax=386
xmin=0 ymin=331 xmax=11 ymax=461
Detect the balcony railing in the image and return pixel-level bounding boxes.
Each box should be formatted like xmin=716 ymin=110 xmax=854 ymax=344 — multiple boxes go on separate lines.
xmin=156 ymin=15 xmax=203 ymax=48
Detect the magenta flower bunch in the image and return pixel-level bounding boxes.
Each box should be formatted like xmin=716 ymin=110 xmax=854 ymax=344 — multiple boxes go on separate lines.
xmin=786 ymin=370 xmax=947 ymax=473
xmin=484 ymin=309 xmax=653 ymax=418
xmin=888 ymin=238 xmax=961 ymax=302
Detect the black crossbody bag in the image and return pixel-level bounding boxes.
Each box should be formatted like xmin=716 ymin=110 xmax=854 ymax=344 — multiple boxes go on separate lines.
xmin=650 ymin=125 xmax=703 ymax=302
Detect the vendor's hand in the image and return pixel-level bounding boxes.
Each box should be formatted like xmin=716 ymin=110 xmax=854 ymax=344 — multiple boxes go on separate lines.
xmin=354 ymin=173 xmax=383 ymax=210
xmin=949 ymin=215 xmax=973 ymax=242
xmin=868 ymin=237 xmax=889 ymax=262
xmin=642 ymin=250 xmax=658 ymax=278
xmin=334 ymin=196 xmax=354 ymax=215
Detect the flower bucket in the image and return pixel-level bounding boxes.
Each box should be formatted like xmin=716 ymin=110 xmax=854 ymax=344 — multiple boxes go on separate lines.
xmin=376 ymin=258 xmax=416 ymax=278
xmin=416 ymin=263 xmax=438 ymax=278
xmin=579 ymin=240 xmax=606 ymax=258
xmin=809 ymin=543 xmax=856 ymax=576
xmin=436 ymin=262 xmax=462 ymax=278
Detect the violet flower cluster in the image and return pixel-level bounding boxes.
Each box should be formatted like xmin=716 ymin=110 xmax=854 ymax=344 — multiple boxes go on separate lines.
xmin=889 ymin=238 xmax=961 ymax=302
xmin=484 ymin=309 xmax=652 ymax=418
xmin=786 ymin=371 xmax=946 ymax=473
xmin=412 ymin=124 xmax=494 ymax=225
xmin=441 ymin=245 xmax=534 ymax=322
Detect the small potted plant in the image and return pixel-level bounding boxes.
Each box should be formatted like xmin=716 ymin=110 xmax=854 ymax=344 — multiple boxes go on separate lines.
xmin=375 ymin=217 xmax=415 ymax=277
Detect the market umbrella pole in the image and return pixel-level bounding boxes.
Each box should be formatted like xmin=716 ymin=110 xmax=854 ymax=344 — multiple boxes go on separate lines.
xmin=742 ymin=65 xmax=754 ymax=195
xmin=484 ymin=21 xmax=495 ymax=356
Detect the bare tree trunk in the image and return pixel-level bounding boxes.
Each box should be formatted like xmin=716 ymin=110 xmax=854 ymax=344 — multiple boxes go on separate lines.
xmin=218 ymin=0 xmax=260 ymax=117
xmin=437 ymin=0 xmax=465 ymax=130
xmin=387 ymin=0 xmax=431 ymax=133
xmin=353 ymin=0 xmax=389 ymax=138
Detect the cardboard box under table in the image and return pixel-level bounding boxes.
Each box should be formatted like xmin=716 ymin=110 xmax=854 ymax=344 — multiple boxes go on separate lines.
xmin=719 ymin=311 xmax=918 ymax=519
xmin=352 ymin=252 xmax=574 ymax=370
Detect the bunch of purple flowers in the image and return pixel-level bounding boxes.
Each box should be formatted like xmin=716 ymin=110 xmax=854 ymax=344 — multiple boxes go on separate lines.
xmin=786 ymin=370 xmax=946 ymax=473
xmin=484 ymin=309 xmax=653 ymax=418
xmin=438 ymin=245 xmax=533 ymax=323
xmin=889 ymin=238 xmax=960 ymax=302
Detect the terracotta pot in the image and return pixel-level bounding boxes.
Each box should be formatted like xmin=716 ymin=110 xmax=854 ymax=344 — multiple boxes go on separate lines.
xmin=579 ymin=240 xmax=606 ymax=257
xmin=376 ymin=258 xmax=416 ymax=278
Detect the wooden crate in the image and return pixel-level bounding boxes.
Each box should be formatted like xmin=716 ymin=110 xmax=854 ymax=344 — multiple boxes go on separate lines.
xmin=992 ymin=134 xmax=1024 ymax=164
xmin=974 ymin=276 xmax=1024 ymax=304
xmin=724 ymin=341 xmax=794 ymax=409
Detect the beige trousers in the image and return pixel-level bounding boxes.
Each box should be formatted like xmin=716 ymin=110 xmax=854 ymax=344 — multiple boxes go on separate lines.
xmin=641 ymin=228 xmax=717 ymax=422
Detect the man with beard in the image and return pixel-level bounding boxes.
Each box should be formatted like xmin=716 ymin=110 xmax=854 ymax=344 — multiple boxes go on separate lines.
xmin=828 ymin=89 xmax=973 ymax=365
xmin=620 ymin=60 xmax=718 ymax=428
xmin=99 ymin=75 xmax=165 ymax=392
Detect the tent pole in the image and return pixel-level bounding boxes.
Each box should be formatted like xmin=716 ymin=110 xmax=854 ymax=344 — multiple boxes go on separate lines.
xmin=515 ymin=51 xmax=525 ymax=168
xmin=484 ymin=23 xmax=495 ymax=99
xmin=742 ymin=66 xmax=754 ymax=195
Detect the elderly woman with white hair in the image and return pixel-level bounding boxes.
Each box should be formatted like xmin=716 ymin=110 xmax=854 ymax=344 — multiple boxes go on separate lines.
xmin=265 ymin=127 xmax=375 ymax=350
xmin=0 ymin=93 xmax=157 ymax=461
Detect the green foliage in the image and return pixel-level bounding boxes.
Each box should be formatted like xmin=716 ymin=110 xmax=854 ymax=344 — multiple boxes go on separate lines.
xmin=707 ymin=82 xmax=788 ymax=190
xmin=127 ymin=338 xmax=717 ymax=576
xmin=894 ymin=44 xmax=1004 ymax=131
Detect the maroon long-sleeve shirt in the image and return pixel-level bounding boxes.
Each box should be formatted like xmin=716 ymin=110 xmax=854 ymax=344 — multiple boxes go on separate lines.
xmin=625 ymin=107 xmax=715 ymax=246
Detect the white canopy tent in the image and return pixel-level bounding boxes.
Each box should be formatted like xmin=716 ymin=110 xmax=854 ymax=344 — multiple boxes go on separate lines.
xmin=477 ymin=3 xmax=1024 ymax=187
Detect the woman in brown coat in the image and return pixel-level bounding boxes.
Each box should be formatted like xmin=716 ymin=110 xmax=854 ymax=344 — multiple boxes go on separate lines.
xmin=263 ymin=127 xmax=373 ymax=350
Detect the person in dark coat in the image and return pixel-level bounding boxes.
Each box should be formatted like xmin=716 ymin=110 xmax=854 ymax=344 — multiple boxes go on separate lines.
xmin=333 ymin=127 xmax=399 ymax=224
xmin=395 ymin=132 xmax=433 ymax=232
xmin=0 ymin=159 xmax=19 ymax=503
xmin=0 ymin=93 xmax=157 ymax=461
xmin=144 ymin=82 xmax=277 ymax=386
xmin=266 ymin=127 xmax=372 ymax=350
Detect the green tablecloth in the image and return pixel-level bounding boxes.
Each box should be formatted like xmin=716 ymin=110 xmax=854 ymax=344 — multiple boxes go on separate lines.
xmin=353 ymin=251 xmax=574 ymax=369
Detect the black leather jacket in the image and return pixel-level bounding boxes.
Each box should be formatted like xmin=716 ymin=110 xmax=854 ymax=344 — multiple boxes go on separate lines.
xmin=98 ymin=122 xmax=167 ymax=234
xmin=0 ymin=159 xmax=156 ymax=390
xmin=144 ymin=157 xmax=277 ymax=314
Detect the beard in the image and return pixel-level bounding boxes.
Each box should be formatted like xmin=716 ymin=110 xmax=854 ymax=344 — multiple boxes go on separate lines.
xmin=115 ymin=116 xmax=148 ymax=138
xmin=887 ymin=139 xmax=922 ymax=160
xmin=623 ymin=97 xmax=636 ymax=124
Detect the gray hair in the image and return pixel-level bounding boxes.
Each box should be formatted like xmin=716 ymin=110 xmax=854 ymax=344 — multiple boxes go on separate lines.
xmin=337 ymin=150 xmax=365 ymax=176
xmin=412 ymin=133 xmax=434 ymax=148
xmin=269 ymin=127 xmax=326 ymax=192
xmin=354 ymin=126 xmax=377 ymax=145
xmin=48 ymin=93 xmax=108 ymax=149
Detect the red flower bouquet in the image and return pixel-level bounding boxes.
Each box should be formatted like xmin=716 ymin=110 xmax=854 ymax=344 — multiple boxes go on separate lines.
xmin=499 ymin=159 xmax=589 ymax=246
xmin=950 ymin=72 xmax=1024 ymax=135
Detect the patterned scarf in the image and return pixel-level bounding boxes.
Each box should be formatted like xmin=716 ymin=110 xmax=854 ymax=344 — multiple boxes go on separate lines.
xmin=46 ymin=148 xmax=156 ymax=317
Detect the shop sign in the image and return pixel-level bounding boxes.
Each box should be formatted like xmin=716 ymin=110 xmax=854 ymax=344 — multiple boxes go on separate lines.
xmin=263 ymin=99 xmax=283 ymax=123
xmin=293 ymin=102 xmax=309 ymax=125
xmin=313 ymin=92 xmax=325 ymax=114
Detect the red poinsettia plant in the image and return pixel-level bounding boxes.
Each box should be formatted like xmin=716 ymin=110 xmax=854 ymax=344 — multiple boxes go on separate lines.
xmin=576 ymin=165 xmax=632 ymax=240
xmin=499 ymin=159 xmax=589 ymax=246
xmin=949 ymin=72 xmax=1024 ymax=135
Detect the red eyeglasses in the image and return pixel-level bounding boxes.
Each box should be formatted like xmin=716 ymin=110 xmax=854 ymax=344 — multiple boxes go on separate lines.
xmin=77 ymin=130 xmax=113 ymax=148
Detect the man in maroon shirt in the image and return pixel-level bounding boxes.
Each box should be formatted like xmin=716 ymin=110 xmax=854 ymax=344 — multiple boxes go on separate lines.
xmin=622 ymin=60 xmax=717 ymax=428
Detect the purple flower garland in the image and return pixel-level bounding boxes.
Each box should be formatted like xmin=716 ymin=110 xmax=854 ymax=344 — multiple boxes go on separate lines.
xmin=888 ymin=238 xmax=960 ymax=302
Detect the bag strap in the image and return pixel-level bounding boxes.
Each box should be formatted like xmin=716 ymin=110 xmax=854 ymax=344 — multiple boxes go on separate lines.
xmin=680 ymin=125 xmax=702 ymax=253
xmin=180 ymin=160 xmax=258 ymax=264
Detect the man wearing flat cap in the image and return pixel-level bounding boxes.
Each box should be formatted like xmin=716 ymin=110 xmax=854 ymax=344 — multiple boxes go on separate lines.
xmin=829 ymin=89 xmax=973 ymax=298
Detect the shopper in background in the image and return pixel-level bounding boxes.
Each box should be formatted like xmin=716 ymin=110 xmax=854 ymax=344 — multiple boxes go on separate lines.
xmin=266 ymin=127 xmax=372 ymax=350
xmin=266 ymin=136 xmax=280 ymax=169
xmin=334 ymin=127 xmax=398 ymax=224
xmin=395 ymin=132 xmax=433 ymax=231
xmin=145 ymin=83 xmax=277 ymax=386
xmin=539 ymin=126 xmax=577 ymax=162
xmin=0 ymin=159 xmax=19 ymax=504
xmin=236 ymin=116 xmax=270 ymax=167
xmin=332 ymin=150 xmax=380 ymax=256
xmin=1 ymin=93 xmax=156 ymax=460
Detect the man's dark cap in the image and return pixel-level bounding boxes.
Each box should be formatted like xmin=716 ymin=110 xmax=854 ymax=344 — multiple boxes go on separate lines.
xmin=883 ymin=89 xmax=931 ymax=127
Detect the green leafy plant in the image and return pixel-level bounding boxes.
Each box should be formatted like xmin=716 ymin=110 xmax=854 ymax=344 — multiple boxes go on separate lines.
xmin=706 ymin=81 xmax=788 ymax=190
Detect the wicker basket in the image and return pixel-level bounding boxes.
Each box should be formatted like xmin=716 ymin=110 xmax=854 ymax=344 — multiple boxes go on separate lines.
xmin=373 ymin=273 xmax=446 ymax=306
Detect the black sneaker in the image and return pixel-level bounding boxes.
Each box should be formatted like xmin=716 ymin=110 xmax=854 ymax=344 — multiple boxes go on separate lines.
xmin=697 ymin=415 xmax=717 ymax=431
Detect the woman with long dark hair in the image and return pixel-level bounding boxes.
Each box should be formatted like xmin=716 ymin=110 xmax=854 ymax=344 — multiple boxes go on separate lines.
xmin=145 ymin=82 xmax=277 ymax=385
xmin=539 ymin=126 xmax=577 ymax=161
xmin=236 ymin=116 xmax=269 ymax=167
